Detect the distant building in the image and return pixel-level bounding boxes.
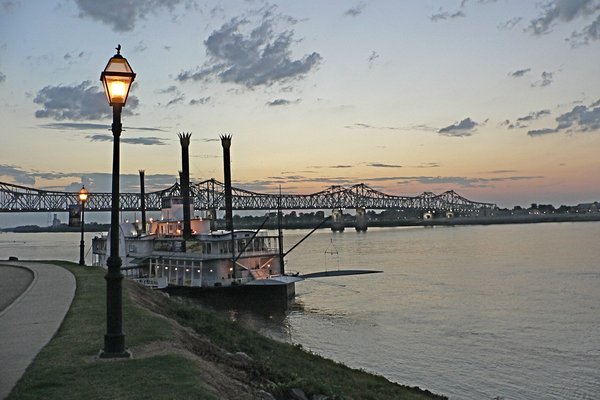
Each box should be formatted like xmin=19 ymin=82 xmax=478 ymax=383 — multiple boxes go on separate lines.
xmin=52 ymin=214 xmax=61 ymax=227
xmin=577 ymin=202 xmax=599 ymax=213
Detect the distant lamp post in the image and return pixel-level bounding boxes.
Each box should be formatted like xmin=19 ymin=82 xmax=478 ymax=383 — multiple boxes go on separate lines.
xmin=78 ymin=186 xmax=88 ymax=266
xmin=99 ymin=44 xmax=135 ymax=359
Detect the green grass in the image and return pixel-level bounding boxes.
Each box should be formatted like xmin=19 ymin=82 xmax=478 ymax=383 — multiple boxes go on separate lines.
xmin=8 ymin=261 xmax=445 ymax=400
xmin=169 ymin=299 xmax=443 ymax=400
xmin=8 ymin=262 xmax=215 ymax=400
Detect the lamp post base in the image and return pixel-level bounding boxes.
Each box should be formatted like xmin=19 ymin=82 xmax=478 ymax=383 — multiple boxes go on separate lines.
xmin=98 ymin=349 xmax=132 ymax=359
xmin=79 ymin=240 xmax=85 ymax=266
xmin=99 ymin=332 xmax=131 ymax=358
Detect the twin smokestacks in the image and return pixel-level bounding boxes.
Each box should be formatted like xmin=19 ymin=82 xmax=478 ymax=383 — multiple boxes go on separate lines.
xmin=175 ymin=132 xmax=234 ymax=238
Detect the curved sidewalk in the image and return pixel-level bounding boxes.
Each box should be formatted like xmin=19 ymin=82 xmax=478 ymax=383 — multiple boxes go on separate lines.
xmin=0 ymin=262 xmax=76 ymax=400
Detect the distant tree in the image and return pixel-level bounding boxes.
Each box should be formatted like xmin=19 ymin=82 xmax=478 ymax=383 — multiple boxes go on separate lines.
xmin=538 ymin=204 xmax=555 ymax=213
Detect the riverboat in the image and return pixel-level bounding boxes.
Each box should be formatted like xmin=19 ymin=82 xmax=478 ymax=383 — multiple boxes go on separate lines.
xmin=92 ymin=195 xmax=300 ymax=306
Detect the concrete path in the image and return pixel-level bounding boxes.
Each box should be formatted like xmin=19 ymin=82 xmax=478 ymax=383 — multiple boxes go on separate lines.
xmin=0 ymin=262 xmax=76 ymax=400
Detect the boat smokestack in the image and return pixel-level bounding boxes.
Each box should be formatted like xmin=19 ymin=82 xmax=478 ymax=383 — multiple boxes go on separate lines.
xmin=220 ymin=134 xmax=233 ymax=232
xmin=139 ymin=170 xmax=146 ymax=234
xmin=178 ymin=132 xmax=192 ymax=240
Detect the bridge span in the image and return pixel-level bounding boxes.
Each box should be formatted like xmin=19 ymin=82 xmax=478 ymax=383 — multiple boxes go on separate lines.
xmin=0 ymin=179 xmax=496 ymax=215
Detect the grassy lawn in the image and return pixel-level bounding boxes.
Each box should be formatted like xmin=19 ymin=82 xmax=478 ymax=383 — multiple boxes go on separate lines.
xmin=8 ymin=262 xmax=215 ymax=400
xmin=8 ymin=261 xmax=445 ymax=400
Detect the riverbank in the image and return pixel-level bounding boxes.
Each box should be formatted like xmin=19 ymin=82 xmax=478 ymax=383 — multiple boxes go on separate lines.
xmin=3 ymin=212 xmax=600 ymax=233
xmin=7 ymin=261 xmax=446 ymax=400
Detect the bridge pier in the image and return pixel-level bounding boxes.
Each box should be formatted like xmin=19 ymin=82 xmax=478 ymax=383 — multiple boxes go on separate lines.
xmin=355 ymin=207 xmax=367 ymax=231
xmin=331 ymin=208 xmax=344 ymax=232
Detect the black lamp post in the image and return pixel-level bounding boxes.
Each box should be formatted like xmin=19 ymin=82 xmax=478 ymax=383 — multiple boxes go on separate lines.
xmin=99 ymin=44 xmax=135 ymax=358
xmin=78 ymin=186 xmax=88 ymax=266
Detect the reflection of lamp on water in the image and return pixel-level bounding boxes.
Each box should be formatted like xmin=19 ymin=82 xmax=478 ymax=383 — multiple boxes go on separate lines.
xmin=78 ymin=186 xmax=88 ymax=266
xmin=99 ymin=44 xmax=136 ymax=359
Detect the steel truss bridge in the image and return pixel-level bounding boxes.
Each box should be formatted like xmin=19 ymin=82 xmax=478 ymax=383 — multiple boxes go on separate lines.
xmin=0 ymin=180 xmax=496 ymax=214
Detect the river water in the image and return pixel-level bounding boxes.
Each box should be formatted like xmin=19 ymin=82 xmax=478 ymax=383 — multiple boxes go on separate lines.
xmin=1 ymin=223 xmax=599 ymax=399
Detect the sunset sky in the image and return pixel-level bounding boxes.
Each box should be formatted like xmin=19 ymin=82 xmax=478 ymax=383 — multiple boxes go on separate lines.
xmin=2 ymin=0 xmax=600 ymax=218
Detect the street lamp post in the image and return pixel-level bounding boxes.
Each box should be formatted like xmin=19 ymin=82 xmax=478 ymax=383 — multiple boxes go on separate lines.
xmin=78 ymin=186 xmax=88 ymax=266
xmin=99 ymin=44 xmax=135 ymax=359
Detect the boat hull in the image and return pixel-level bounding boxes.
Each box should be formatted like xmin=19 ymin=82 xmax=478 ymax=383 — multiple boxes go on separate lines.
xmin=162 ymin=280 xmax=296 ymax=310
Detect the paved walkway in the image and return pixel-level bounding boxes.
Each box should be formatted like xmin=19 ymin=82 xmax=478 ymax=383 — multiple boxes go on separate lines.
xmin=0 ymin=262 xmax=76 ymax=400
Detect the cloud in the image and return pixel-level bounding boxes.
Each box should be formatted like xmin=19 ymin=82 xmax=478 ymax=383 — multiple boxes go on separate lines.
xmin=73 ymin=0 xmax=190 ymax=32
xmin=367 ymin=51 xmax=379 ymax=67
xmin=438 ymin=118 xmax=477 ymax=137
xmin=368 ymin=163 xmax=402 ymax=168
xmin=156 ymin=85 xmax=185 ymax=107
xmin=498 ymin=17 xmax=522 ymax=30
xmin=503 ymin=109 xmax=552 ymax=130
xmin=157 ymin=85 xmax=178 ymax=94
xmin=41 ymin=122 xmax=108 ymax=130
xmin=487 ymin=169 xmax=518 ymax=174
xmin=120 ymin=137 xmax=169 ymax=146
xmin=344 ymin=3 xmax=366 ymax=17
xmin=176 ymin=10 xmax=322 ymax=88
xmin=0 ymin=71 xmax=5 ymax=83
xmin=87 ymin=134 xmax=168 ymax=145
xmin=527 ymin=99 xmax=600 ymax=136
xmin=308 ymin=165 xmax=354 ymax=170
xmin=430 ymin=9 xmax=465 ymax=22
xmin=396 ymin=175 xmax=542 ymax=188
xmin=239 ymin=173 xmax=540 ymax=192
xmin=568 ymin=13 xmax=600 ymax=46
xmin=39 ymin=122 xmax=166 ymax=132
xmin=531 ymin=71 xmax=554 ymax=87
xmin=267 ymin=98 xmax=290 ymax=106
xmin=460 ymin=0 xmax=499 ymax=6
xmin=555 ymin=103 xmax=600 ymax=131
xmin=63 ymin=50 xmax=86 ymax=64
xmin=133 ymin=40 xmax=148 ymax=53
xmin=528 ymin=0 xmax=599 ymax=36
xmin=508 ymin=68 xmax=531 ymax=78
xmin=132 ymin=127 xmax=169 ymax=132
xmin=0 ymin=167 xmax=178 ymax=193
xmin=1 ymin=0 xmax=19 ymax=12
xmin=33 ymin=81 xmax=139 ymax=121
xmin=516 ymin=109 xmax=551 ymax=122
xmin=166 ymin=94 xmax=185 ymax=107
xmin=345 ymin=122 xmax=436 ymax=132
xmin=415 ymin=162 xmax=441 ymax=169
xmin=189 ymin=96 xmax=211 ymax=105
xmin=527 ymin=128 xmax=559 ymax=137
xmin=266 ymin=98 xmax=300 ymax=106
xmin=240 ymin=174 xmax=359 ymax=192
xmin=0 ymin=164 xmax=36 ymax=185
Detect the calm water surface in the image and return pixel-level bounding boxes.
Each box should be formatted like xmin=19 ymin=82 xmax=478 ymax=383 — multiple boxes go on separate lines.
xmin=1 ymin=223 xmax=599 ymax=399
